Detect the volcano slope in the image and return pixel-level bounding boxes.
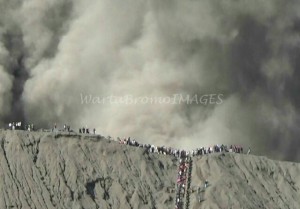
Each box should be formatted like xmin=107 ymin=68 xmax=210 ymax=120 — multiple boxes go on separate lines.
xmin=0 ymin=129 xmax=299 ymax=209
xmin=0 ymin=130 xmax=177 ymax=209
xmin=191 ymin=154 xmax=300 ymax=209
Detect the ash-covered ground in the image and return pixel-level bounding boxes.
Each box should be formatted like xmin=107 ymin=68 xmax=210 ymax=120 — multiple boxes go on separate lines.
xmin=0 ymin=130 xmax=299 ymax=209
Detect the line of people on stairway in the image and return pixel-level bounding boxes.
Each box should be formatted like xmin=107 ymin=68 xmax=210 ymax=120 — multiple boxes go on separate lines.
xmin=175 ymin=155 xmax=190 ymax=209
xmin=185 ymin=158 xmax=192 ymax=209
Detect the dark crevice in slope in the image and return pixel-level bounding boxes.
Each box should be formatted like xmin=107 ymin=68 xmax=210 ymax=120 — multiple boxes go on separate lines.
xmin=1 ymin=138 xmax=31 ymax=208
xmin=125 ymin=195 xmax=134 ymax=209
xmin=25 ymin=138 xmax=51 ymax=209
xmin=99 ymin=177 xmax=112 ymax=200
xmin=149 ymin=192 xmax=157 ymax=209
xmin=34 ymin=164 xmax=56 ymax=207
xmin=78 ymin=144 xmax=103 ymax=176
xmin=118 ymin=180 xmax=135 ymax=209
xmin=59 ymin=157 xmax=74 ymax=201
xmin=85 ymin=177 xmax=111 ymax=201
xmin=24 ymin=137 xmax=41 ymax=164
xmin=137 ymin=183 xmax=151 ymax=204
xmin=205 ymin=157 xmax=211 ymax=170
xmin=28 ymin=139 xmax=56 ymax=207
xmin=79 ymin=143 xmax=112 ymax=206
xmin=86 ymin=181 xmax=97 ymax=200
xmin=20 ymin=168 xmax=40 ymax=209
xmin=123 ymin=151 xmax=142 ymax=178
xmin=1 ymin=140 xmax=14 ymax=180
xmin=33 ymin=139 xmax=40 ymax=164
xmin=142 ymin=183 xmax=157 ymax=209
xmin=3 ymin=193 xmax=8 ymax=209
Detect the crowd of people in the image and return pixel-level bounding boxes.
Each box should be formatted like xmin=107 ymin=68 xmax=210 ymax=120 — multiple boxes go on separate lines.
xmin=5 ymin=122 xmax=98 ymax=135
xmin=4 ymin=121 xmax=252 ymax=208
xmin=79 ymin=127 xmax=96 ymax=134
xmin=175 ymin=156 xmax=189 ymax=209
xmin=117 ymin=137 xmax=249 ymax=158
xmin=190 ymin=144 xmax=245 ymax=156
xmin=174 ymin=152 xmax=194 ymax=209
xmin=7 ymin=122 xmax=35 ymax=131
xmin=116 ymin=137 xmax=251 ymax=208
xmin=4 ymin=122 xmax=250 ymax=157
xmin=49 ymin=123 xmax=97 ymax=135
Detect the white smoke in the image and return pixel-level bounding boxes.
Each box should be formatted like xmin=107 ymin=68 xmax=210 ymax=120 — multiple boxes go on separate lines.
xmin=0 ymin=0 xmax=300 ymax=160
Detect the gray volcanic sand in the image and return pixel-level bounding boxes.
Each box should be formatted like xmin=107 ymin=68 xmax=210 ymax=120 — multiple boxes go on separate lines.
xmin=0 ymin=130 xmax=176 ymax=209
xmin=0 ymin=130 xmax=300 ymax=209
xmin=191 ymin=154 xmax=300 ymax=209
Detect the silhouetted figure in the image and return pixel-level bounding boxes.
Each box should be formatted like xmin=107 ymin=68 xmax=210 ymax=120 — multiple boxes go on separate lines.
xmin=204 ymin=180 xmax=209 ymax=189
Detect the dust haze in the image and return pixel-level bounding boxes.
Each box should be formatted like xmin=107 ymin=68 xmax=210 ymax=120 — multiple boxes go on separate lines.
xmin=0 ymin=0 xmax=300 ymax=161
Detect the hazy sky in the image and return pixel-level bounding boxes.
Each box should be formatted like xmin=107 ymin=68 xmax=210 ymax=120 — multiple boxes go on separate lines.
xmin=0 ymin=0 xmax=300 ymax=161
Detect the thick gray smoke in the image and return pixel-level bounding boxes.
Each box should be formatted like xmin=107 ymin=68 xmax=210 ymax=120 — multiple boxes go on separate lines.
xmin=1 ymin=0 xmax=300 ymax=161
